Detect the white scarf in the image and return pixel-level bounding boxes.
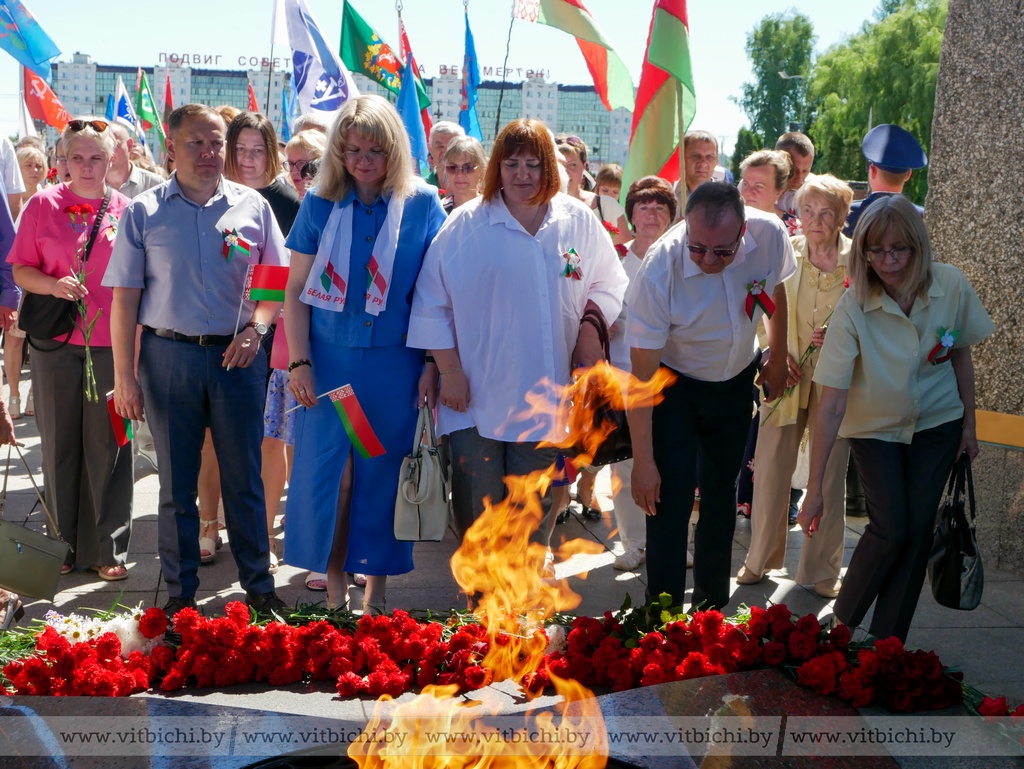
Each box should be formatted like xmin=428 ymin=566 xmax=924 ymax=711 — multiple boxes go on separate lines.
xmin=300 ymin=192 xmax=405 ymax=315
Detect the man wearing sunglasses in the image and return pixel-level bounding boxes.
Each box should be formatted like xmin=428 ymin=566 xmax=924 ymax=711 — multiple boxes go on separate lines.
xmin=104 ymin=104 xmax=289 ymax=622
xmin=625 ymin=182 xmax=795 ymax=613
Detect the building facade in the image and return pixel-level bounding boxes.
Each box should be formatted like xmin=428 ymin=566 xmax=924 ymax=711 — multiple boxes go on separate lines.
xmin=44 ymin=53 xmax=631 ymax=168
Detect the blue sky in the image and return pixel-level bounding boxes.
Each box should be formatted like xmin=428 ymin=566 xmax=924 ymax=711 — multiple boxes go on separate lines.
xmin=2 ymin=0 xmax=883 ymax=150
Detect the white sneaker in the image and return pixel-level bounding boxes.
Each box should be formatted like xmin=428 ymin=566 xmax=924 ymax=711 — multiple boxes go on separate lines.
xmin=614 ymin=545 xmax=646 ymax=571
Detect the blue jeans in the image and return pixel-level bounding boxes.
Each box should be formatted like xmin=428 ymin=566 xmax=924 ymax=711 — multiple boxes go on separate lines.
xmin=140 ymin=330 xmax=274 ymax=599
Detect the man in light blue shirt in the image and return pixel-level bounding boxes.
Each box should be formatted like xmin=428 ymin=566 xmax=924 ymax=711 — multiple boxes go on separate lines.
xmin=104 ymin=105 xmax=289 ymax=622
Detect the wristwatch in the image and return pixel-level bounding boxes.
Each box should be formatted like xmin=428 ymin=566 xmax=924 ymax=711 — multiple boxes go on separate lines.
xmin=245 ymin=320 xmax=269 ymax=337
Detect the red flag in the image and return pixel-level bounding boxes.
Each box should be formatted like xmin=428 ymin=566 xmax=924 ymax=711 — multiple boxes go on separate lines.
xmin=23 ymin=68 xmax=69 ymax=131
xmin=398 ymin=16 xmax=432 ymax=142
xmin=162 ymin=72 xmax=174 ymax=136
xmin=247 ymin=82 xmax=260 ymax=113
xmin=106 ymin=391 xmax=133 ymax=448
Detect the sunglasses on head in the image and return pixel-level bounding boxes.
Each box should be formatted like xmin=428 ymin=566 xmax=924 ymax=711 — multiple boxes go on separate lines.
xmin=67 ymin=119 xmax=109 ymax=133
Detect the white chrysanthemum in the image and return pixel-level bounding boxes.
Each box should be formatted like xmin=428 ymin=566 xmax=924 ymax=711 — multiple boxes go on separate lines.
xmin=544 ymin=624 xmax=567 ymax=655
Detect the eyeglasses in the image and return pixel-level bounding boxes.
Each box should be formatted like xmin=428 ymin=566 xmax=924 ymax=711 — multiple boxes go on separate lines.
xmin=685 ymin=223 xmax=746 ymax=260
xmin=343 ymin=148 xmax=387 ymax=162
xmin=284 ymin=159 xmax=308 ymax=172
xmin=445 ymin=163 xmax=478 ymax=176
xmin=67 ymin=119 xmax=109 ymax=133
xmin=865 ymin=245 xmax=912 ymax=263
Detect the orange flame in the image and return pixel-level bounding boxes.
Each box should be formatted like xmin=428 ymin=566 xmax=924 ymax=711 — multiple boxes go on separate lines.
xmin=349 ymin=363 xmax=675 ymax=768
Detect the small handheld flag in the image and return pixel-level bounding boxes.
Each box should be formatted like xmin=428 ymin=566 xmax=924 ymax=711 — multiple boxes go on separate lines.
xmin=330 ymin=384 xmax=385 ymax=458
xmin=244 ymin=264 xmax=289 ymax=303
xmin=106 ymin=391 xmax=133 ymax=448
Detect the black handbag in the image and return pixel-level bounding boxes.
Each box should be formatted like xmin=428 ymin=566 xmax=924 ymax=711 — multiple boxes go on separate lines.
xmin=21 ymin=190 xmax=111 ymax=352
xmin=571 ymin=308 xmax=632 ymax=467
xmin=927 ymin=455 xmax=983 ymax=610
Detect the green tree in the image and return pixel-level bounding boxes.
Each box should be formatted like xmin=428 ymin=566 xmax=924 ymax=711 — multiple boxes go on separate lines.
xmin=807 ymin=0 xmax=946 ymax=204
xmin=736 ymin=13 xmax=816 ymax=144
xmin=730 ymin=127 xmax=765 ymax=181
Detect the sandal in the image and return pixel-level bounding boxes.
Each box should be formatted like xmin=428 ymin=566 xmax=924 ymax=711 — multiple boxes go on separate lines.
xmin=8 ymin=396 xmax=20 ymax=420
xmin=0 ymin=592 xmax=25 ymax=630
xmin=268 ymin=551 xmax=279 ymax=575
xmin=23 ymin=391 xmax=33 ymax=417
xmin=199 ymin=520 xmax=218 ymax=564
xmin=61 ymin=564 xmax=73 ymax=575
xmin=92 ymin=564 xmax=128 ymax=581
xmin=305 ymin=572 xmax=328 ymax=591
xmin=352 ymin=573 xmax=367 ymax=587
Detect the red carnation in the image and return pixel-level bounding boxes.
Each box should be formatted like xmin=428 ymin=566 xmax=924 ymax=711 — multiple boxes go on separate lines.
xmin=601 ymin=220 xmax=620 ymax=235
xmin=138 ymin=608 xmax=169 ymax=639
xmin=794 ymin=614 xmax=820 ymax=637
xmin=829 ymin=622 xmax=852 ymax=649
xmin=787 ymin=631 xmax=818 ymax=662
xmin=762 ymin=641 xmax=787 ymax=666
xmin=978 ymin=696 xmax=1009 ymax=717
xmin=873 ymin=636 xmax=905 ymax=661
xmin=614 ymin=243 xmax=628 ymax=257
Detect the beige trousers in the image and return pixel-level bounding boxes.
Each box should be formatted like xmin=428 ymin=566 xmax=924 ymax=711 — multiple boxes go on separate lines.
xmin=745 ymin=385 xmax=849 ymax=584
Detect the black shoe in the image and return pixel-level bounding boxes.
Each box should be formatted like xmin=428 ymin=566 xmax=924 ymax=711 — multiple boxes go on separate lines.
xmin=246 ymin=591 xmax=289 ymax=615
xmin=788 ymin=487 xmax=802 ymax=525
xmin=580 ymin=506 xmax=601 ymax=521
xmin=162 ymin=597 xmax=197 ymax=645
xmin=555 ymin=508 xmax=572 ymax=525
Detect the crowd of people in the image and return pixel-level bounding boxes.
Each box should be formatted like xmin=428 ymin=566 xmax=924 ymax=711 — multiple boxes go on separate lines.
xmin=0 ymin=98 xmax=993 ymax=646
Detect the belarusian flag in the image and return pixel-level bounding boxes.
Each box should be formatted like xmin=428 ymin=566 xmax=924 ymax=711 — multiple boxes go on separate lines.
xmin=162 ymin=72 xmax=173 ymax=137
xmin=134 ymin=69 xmax=166 ymax=151
xmin=340 ymin=1 xmax=430 ymax=111
xmin=513 ymin=0 xmax=633 ymax=112
xmin=328 ymin=384 xmax=385 ymax=458
xmin=106 ymin=391 xmax=133 ymax=448
xmin=621 ymin=0 xmax=696 ymax=196
xmin=244 ymin=264 xmax=289 ymax=302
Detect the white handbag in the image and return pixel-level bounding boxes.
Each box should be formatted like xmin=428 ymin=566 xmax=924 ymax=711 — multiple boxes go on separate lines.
xmin=394 ymin=405 xmax=450 ymax=542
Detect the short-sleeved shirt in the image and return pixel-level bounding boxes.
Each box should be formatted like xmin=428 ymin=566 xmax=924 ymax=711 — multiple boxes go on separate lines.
xmin=843 ymin=191 xmax=925 ymax=238
xmin=286 ymin=184 xmax=447 ymax=348
xmin=813 ymin=263 xmax=994 ymax=443
xmin=8 ymin=183 xmax=131 ymax=346
xmin=118 ymin=164 xmax=165 ymax=199
xmin=102 ymin=175 xmax=288 ymax=336
xmin=0 ymin=138 xmax=25 ymax=198
xmin=407 ymin=192 xmax=628 ymax=442
xmin=627 ymin=206 xmax=797 ymax=382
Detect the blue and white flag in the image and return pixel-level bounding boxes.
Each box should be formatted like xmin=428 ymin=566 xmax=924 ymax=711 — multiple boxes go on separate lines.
xmin=113 ymin=76 xmax=138 ymax=132
xmin=459 ymin=11 xmax=482 ymax=141
xmin=273 ymin=0 xmax=358 ymax=118
xmin=0 ymin=0 xmax=59 ymax=78
xmin=397 ymin=54 xmax=429 ymax=177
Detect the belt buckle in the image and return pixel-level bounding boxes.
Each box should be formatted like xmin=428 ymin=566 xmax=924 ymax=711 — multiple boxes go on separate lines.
xmin=197 ymin=334 xmax=215 ymax=347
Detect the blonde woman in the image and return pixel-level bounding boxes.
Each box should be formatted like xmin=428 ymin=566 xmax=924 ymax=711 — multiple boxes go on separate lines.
xmin=284 ymin=96 xmax=446 ymax=612
xmin=286 ymin=130 xmax=327 ymax=200
xmin=440 ymin=135 xmax=485 ymax=213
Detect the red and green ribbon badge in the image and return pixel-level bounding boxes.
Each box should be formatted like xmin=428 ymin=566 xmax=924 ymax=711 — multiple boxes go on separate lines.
xmin=562 ymin=248 xmax=584 ymax=280
xmin=745 ymin=279 xmax=776 ymax=321
xmin=329 ymin=384 xmax=385 ymax=459
xmin=222 ymin=229 xmax=251 ymax=262
xmin=106 ymin=391 xmax=132 ymax=448
xmin=927 ymin=326 xmax=959 ymax=365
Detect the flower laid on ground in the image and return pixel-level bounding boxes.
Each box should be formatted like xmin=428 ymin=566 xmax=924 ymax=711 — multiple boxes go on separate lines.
xmin=63 ymin=203 xmax=101 ymax=401
xmin=0 ymin=596 xmax=980 ymax=717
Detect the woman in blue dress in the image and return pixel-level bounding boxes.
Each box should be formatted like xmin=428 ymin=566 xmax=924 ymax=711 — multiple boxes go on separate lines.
xmin=284 ymin=95 xmax=446 ymax=612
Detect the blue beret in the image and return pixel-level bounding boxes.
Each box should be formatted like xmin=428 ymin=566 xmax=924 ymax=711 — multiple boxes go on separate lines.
xmin=861 ymin=124 xmax=927 ymax=173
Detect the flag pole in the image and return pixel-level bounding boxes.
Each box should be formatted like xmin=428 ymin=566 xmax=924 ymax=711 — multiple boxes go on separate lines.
xmin=285 ymin=389 xmax=335 ymax=414
xmin=266 ymin=45 xmax=275 ymax=113
xmin=496 ymin=1 xmax=516 ymax=136
xmin=677 ymin=79 xmax=687 ymax=211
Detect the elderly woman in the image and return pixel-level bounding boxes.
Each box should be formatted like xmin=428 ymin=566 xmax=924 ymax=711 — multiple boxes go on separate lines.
xmin=608 ymin=176 xmax=677 ymax=571
xmin=440 ymin=135 xmax=485 ymax=213
xmin=800 ymin=195 xmax=993 ymax=641
xmin=408 ymin=118 xmax=627 ymax=550
xmin=738 ymin=174 xmax=855 ymax=598
xmin=284 ymin=95 xmax=446 ymax=613
xmin=286 ymin=130 xmax=328 ymax=200
xmin=8 ymin=118 xmax=133 ymax=581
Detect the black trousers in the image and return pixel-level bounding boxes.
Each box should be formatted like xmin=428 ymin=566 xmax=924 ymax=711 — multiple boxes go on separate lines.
xmin=835 ymin=419 xmax=961 ymax=641
xmin=646 ymin=359 xmax=757 ymax=610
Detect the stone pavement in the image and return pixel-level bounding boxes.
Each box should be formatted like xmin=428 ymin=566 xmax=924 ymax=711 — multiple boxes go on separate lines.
xmin=1 ymin=383 xmax=1022 ymax=767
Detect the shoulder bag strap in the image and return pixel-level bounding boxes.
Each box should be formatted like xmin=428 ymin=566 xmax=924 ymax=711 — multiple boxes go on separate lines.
xmin=962 ymin=455 xmax=976 ymax=524
xmin=580 ymin=307 xmax=611 ymax=361
xmin=80 ymin=189 xmax=112 ymax=264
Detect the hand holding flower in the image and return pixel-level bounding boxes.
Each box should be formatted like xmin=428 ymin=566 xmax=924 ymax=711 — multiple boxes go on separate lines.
xmin=785 ymin=353 xmax=803 ymax=389
xmin=812 ymin=326 xmax=827 ymax=349
xmin=51 ymin=274 xmax=87 ymax=302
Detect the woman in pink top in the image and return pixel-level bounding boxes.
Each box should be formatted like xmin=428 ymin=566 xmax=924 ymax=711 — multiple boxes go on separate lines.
xmin=8 ymin=118 xmax=133 ymax=582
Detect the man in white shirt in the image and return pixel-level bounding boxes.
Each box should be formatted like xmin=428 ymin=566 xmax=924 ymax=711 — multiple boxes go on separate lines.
xmin=106 ymin=122 xmax=165 ymax=199
xmin=627 ymin=182 xmax=795 ymax=611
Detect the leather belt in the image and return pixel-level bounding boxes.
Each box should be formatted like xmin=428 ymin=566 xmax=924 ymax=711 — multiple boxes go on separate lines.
xmin=143 ymin=326 xmax=234 ymax=347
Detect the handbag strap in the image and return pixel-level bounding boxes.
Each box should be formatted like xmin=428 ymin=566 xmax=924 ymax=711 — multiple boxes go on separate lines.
xmin=961 ymin=455 xmax=977 ymax=524
xmin=80 ymin=189 xmax=112 ymax=264
xmin=580 ymin=308 xmax=611 ymax=361
xmin=12 ymin=442 xmax=64 ymax=541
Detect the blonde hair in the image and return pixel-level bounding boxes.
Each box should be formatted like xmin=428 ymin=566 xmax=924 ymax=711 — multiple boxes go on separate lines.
xmin=317 ymin=95 xmax=414 ymax=203
xmin=441 ymin=135 xmax=486 ymax=189
xmin=61 ymin=117 xmax=115 ymax=159
xmin=740 ymin=149 xmax=792 ymax=193
xmin=849 ymin=194 xmax=932 ymax=302
xmin=286 ymin=129 xmax=327 ymax=158
xmin=795 ymin=173 xmax=854 ymax=226
xmin=16 ymin=145 xmax=46 ymax=170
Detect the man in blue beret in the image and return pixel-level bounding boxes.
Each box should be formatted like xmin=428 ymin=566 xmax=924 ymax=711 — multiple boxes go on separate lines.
xmin=843 ymin=124 xmax=927 ymax=236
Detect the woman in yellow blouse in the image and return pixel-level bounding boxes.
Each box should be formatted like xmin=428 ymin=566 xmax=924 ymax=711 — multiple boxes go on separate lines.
xmin=800 ymin=195 xmax=993 ymax=642
xmin=738 ymin=175 xmax=853 ymax=598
